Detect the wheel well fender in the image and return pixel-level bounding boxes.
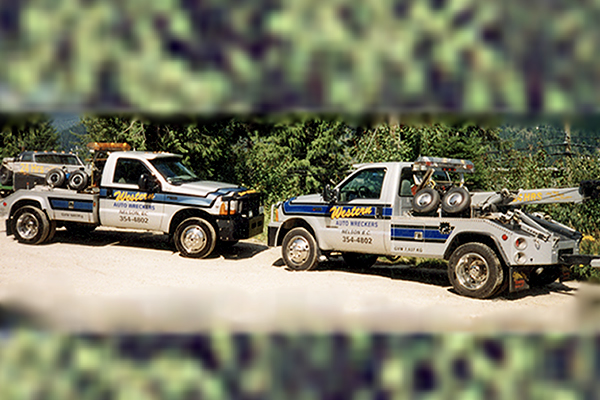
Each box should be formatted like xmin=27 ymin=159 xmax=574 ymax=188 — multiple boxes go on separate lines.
xmin=7 ymin=199 xmax=48 ymax=236
xmin=169 ymin=208 xmax=217 ymax=236
xmin=9 ymin=199 xmax=46 ymax=219
xmin=276 ymin=218 xmax=317 ymax=246
xmin=444 ymin=232 xmax=509 ymax=266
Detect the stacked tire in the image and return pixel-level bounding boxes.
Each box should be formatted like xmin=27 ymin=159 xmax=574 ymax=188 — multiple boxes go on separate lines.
xmin=45 ymin=169 xmax=89 ymax=191
xmin=412 ymin=186 xmax=471 ymax=216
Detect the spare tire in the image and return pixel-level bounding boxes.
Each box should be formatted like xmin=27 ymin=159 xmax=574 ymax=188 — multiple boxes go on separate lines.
xmin=441 ymin=187 xmax=471 ymax=214
xmin=412 ymin=187 xmax=440 ymax=214
xmin=0 ymin=166 xmax=12 ymax=186
xmin=68 ymin=170 xmax=89 ymax=191
xmin=46 ymin=168 xmax=66 ymax=188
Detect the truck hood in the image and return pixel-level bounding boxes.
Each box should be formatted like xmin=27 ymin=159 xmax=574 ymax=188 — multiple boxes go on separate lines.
xmin=169 ymin=180 xmax=244 ymax=196
xmin=288 ymin=193 xmax=325 ymax=204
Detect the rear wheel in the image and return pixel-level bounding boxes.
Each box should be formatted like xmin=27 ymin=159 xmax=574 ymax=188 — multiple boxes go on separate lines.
xmin=342 ymin=252 xmax=378 ymax=270
xmin=12 ymin=206 xmax=50 ymax=245
xmin=448 ymin=243 xmax=503 ymax=299
xmin=174 ymin=217 xmax=216 ymax=258
xmin=282 ymin=228 xmax=320 ymax=271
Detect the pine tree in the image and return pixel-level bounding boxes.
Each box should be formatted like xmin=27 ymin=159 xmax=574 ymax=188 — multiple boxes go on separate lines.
xmin=0 ymin=114 xmax=59 ymax=159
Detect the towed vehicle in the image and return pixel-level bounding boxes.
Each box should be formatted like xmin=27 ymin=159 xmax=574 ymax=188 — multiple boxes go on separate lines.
xmin=0 ymin=148 xmax=264 ymax=258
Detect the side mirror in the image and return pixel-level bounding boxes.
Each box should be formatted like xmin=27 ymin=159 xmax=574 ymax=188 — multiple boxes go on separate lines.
xmin=323 ymin=184 xmax=339 ymax=203
xmin=138 ymin=174 xmax=160 ymax=193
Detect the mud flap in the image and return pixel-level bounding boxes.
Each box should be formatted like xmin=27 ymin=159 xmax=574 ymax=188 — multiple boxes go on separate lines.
xmin=559 ymin=265 xmax=573 ymax=282
xmin=509 ymin=266 xmax=533 ymax=293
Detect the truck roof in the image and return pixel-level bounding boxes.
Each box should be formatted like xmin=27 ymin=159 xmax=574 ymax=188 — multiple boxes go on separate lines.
xmin=413 ymin=156 xmax=474 ymax=173
xmin=351 ymin=161 xmax=412 ymax=170
xmin=109 ymin=151 xmax=182 ymax=160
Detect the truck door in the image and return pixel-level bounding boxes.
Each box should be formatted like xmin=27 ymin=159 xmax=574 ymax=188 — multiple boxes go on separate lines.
xmin=99 ymin=158 xmax=164 ymax=230
xmin=326 ymin=167 xmax=388 ymax=254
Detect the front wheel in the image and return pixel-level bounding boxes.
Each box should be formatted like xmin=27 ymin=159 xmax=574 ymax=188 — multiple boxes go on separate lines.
xmin=342 ymin=253 xmax=378 ymax=270
xmin=448 ymin=243 xmax=503 ymax=299
xmin=174 ymin=217 xmax=216 ymax=258
xmin=12 ymin=206 xmax=50 ymax=245
xmin=282 ymin=228 xmax=320 ymax=271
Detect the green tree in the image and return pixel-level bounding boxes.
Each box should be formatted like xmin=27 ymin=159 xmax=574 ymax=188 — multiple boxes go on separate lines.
xmin=0 ymin=114 xmax=59 ymax=159
xmin=242 ymin=117 xmax=353 ymax=204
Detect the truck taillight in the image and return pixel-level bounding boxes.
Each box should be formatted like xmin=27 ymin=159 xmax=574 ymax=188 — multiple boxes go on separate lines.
xmin=274 ymin=208 xmax=279 ymax=222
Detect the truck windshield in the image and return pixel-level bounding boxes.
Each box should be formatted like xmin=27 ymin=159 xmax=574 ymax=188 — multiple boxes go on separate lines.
xmin=150 ymin=157 xmax=199 ymax=184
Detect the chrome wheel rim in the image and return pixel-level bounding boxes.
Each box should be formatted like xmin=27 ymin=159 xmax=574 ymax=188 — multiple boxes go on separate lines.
xmin=446 ymin=192 xmax=463 ymax=206
xmin=16 ymin=212 xmax=39 ymax=240
xmin=181 ymin=225 xmax=206 ymax=253
xmin=416 ymin=193 xmax=432 ymax=206
xmin=287 ymin=236 xmax=310 ymax=265
xmin=456 ymin=252 xmax=489 ymax=290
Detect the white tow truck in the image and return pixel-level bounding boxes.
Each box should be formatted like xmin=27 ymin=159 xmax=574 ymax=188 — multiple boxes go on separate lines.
xmin=0 ymin=145 xmax=264 ymax=258
xmin=268 ymin=157 xmax=600 ymax=298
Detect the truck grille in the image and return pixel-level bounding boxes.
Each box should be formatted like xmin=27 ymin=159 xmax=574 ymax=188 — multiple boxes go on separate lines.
xmin=238 ymin=192 xmax=262 ymax=217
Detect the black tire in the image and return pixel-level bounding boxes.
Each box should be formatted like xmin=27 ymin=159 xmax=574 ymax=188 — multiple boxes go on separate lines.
xmin=529 ymin=267 xmax=562 ymax=288
xmin=0 ymin=166 xmax=12 ymax=186
xmin=46 ymin=221 xmax=57 ymax=243
xmin=441 ymin=187 xmax=471 ymax=214
xmin=64 ymin=222 xmax=97 ymax=235
xmin=12 ymin=206 xmax=50 ymax=245
xmin=342 ymin=252 xmax=378 ymax=270
xmin=174 ymin=217 xmax=216 ymax=258
xmin=448 ymin=243 xmax=503 ymax=299
xmin=282 ymin=227 xmax=320 ymax=271
xmin=68 ymin=170 xmax=89 ymax=191
xmin=412 ymin=187 xmax=440 ymax=214
xmin=46 ymin=168 xmax=66 ymax=188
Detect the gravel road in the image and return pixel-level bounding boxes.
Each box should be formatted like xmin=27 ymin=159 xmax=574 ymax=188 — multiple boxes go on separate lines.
xmin=0 ymin=218 xmax=596 ymax=333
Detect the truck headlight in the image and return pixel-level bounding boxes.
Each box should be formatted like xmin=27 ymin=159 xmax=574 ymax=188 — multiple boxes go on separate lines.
xmin=219 ymin=200 xmax=238 ymax=215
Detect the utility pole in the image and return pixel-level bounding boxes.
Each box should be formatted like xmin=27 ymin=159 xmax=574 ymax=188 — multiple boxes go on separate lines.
xmin=564 ymin=121 xmax=572 ymax=157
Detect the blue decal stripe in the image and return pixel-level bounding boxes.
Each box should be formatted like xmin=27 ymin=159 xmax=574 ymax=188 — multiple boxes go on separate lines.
xmin=283 ymin=201 xmax=330 ymax=216
xmin=391 ymin=226 xmax=451 ymax=242
xmin=283 ymin=201 xmax=392 ymax=219
xmin=49 ymin=198 xmax=94 ymax=213
xmin=99 ymin=190 xmax=213 ymax=207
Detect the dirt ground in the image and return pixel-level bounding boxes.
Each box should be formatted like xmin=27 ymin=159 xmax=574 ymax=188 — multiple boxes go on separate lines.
xmin=1 ymin=217 xmax=599 ymax=333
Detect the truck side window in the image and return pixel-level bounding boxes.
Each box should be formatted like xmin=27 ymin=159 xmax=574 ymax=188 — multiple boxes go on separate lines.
xmin=339 ymin=168 xmax=386 ymax=202
xmin=21 ymin=153 xmax=33 ymax=162
xmin=399 ymin=167 xmax=414 ymax=197
xmin=113 ymin=158 xmax=151 ymax=185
